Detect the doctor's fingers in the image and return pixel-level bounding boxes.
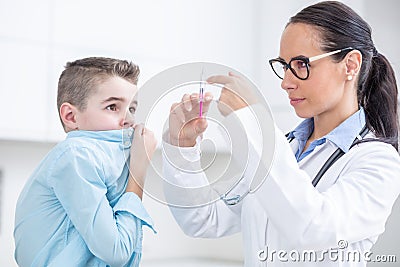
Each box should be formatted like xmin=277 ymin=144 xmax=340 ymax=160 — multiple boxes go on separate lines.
xmin=181 ymin=94 xmax=193 ymax=112
xmin=170 ymin=102 xmax=187 ymax=125
xmin=180 ymin=94 xmax=201 ymax=121
xmin=200 ymin=92 xmax=213 ymax=116
xmin=179 ymin=94 xmax=200 ymax=121
xmin=208 ymin=74 xmax=243 ymax=96
xmin=181 ymin=117 xmax=208 ymax=139
xmin=207 ymin=74 xmax=237 ymax=84
xmin=217 ymin=88 xmax=249 ymax=116
xmin=187 ymin=92 xmax=213 ymax=112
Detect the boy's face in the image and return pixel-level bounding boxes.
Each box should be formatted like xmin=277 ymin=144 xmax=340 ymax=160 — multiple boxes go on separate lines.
xmin=74 ymin=76 xmax=138 ymax=131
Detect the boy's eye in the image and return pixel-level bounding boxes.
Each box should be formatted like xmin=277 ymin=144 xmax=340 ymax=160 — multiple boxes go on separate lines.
xmin=129 ymin=107 xmax=136 ymax=114
xmin=106 ymin=104 xmax=117 ymax=111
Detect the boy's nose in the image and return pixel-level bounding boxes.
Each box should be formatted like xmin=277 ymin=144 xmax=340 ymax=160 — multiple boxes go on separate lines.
xmin=122 ymin=112 xmax=135 ymax=128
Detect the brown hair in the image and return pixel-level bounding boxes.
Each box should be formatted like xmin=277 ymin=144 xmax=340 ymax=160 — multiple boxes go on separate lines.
xmin=57 ymin=57 xmax=140 ymax=128
xmin=289 ymin=1 xmax=398 ymax=150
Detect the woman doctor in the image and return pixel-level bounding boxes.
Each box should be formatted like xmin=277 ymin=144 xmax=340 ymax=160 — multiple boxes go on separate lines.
xmin=162 ymin=1 xmax=400 ymax=266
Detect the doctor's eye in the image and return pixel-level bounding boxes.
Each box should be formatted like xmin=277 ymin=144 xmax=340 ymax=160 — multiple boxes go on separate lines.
xmin=280 ymin=63 xmax=288 ymax=71
xmin=292 ymin=59 xmax=308 ymax=70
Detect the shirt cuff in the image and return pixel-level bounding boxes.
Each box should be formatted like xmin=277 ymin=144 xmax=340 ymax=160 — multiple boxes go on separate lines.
xmin=114 ymin=192 xmax=156 ymax=233
xmin=161 ymin=134 xmax=203 ymax=179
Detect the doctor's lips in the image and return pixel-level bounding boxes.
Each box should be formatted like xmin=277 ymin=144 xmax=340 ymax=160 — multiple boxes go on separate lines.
xmin=289 ymin=97 xmax=305 ymax=106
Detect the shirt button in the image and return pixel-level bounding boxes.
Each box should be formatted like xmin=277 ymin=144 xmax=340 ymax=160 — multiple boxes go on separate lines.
xmin=128 ymin=128 xmax=133 ymax=137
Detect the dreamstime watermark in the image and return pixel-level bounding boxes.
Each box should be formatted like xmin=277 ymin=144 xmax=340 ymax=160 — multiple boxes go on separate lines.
xmin=257 ymin=240 xmax=397 ymax=263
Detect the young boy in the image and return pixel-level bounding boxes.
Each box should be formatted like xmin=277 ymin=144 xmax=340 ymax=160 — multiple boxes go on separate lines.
xmin=14 ymin=57 xmax=157 ymax=267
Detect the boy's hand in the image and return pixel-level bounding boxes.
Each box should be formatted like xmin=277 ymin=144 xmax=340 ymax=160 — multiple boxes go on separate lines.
xmin=126 ymin=124 xmax=157 ymax=198
xmin=169 ymin=92 xmax=213 ymax=147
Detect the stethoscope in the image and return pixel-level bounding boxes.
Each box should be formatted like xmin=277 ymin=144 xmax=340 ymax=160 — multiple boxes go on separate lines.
xmin=287 ymin=125 xmax=369 ymax=187
xmin=221 ymin=125 xmax=369 ymax=205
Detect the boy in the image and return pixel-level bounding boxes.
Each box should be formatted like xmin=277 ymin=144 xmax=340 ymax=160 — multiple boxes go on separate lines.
xmin=14 ymin=57 xmax=157 ymax=266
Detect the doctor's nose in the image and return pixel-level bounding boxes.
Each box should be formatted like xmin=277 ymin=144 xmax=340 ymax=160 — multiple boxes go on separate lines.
xmin=121 ymin=111 xmax=135 ymax=128
xmin=281 ymin=70 xmax=298 ymax=92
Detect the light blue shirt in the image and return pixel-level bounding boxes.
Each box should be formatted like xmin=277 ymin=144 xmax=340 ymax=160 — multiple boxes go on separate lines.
xmin=287 ymin=108 xmax=366 ymax=162
xmin=14 ymin=129 xmax=155 ymax=267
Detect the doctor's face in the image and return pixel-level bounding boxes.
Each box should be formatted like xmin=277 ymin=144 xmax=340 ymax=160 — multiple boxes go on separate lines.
xmin=278 ymin=23 xmax=347 ymax=119
xmin=74 ymin=76 xmax=138 ymax=131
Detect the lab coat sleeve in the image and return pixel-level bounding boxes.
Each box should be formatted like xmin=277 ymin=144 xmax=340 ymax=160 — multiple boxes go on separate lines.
xmin=256 ymin=126 xmax=400 ymax=250
xmin=162 ymin=137 xmax=242 ymax=238
xmin=216 ymin=105 xmax=264 ymax=202
xmin=48 ymin=146 xmax=155 ymax=266
xmin=162 ymin=103 xmax=270 ymax=238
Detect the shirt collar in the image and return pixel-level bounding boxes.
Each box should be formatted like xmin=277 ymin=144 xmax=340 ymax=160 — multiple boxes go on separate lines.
xmin=288 ymin=108 xmax=366 ymax=152
xmin=287 ymin=118 xmax=313 ymax=141
xmin=325 ymin=108 xmax=366 ymax=152
xmin=67 ymin=128 xmax=134 ymax=147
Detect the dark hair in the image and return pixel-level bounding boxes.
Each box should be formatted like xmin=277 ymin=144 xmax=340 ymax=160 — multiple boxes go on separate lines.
xmin=57 ymin=57 xmax=140 ymax=129
xmin=289 ymin=1 xmax=399 ymax=150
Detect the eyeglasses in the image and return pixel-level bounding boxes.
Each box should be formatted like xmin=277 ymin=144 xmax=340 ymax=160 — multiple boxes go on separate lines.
xmin=268 ymin=47 xmax=353 ymax=80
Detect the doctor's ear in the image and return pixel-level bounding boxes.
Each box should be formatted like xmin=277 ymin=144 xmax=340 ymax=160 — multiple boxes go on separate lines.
xmin=344 ymin=50 xmax=362 ymax=79
xmin=60 ymin=102 xmax=79 ymax=131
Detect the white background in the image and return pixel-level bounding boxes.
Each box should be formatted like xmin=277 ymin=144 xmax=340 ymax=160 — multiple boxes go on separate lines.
xmin=0 ymin=0 xmax=399 ymax=266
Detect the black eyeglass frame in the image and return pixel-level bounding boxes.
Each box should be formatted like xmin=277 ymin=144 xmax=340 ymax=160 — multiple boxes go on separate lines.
xmin=268 ymin=47 xmax=353 ymax=80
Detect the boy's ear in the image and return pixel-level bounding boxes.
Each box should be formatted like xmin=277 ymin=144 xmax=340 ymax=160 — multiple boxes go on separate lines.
xmin=345 ymin=50 xmax=362 ymax=78
xmin=60 ymin=103 xmax=78 ymax=131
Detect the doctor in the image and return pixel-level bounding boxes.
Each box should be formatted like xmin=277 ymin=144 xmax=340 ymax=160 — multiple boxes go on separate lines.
xmin=162 ymin=1 xmax=400 ymax=266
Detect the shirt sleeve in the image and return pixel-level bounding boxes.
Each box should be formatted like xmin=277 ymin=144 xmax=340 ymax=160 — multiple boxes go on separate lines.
xmin=47 ymin=146 xmax=155 ymax=266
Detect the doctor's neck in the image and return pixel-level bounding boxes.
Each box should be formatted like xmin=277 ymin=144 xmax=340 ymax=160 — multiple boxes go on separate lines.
xmin=311 ymin=107 xmax=359 ymax=141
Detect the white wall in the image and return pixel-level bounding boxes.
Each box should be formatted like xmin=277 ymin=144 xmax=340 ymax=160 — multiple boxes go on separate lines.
xmin=0 ymin=0 xmax=259 ymax=142
xmin=1 ymin=1 xmax=399 ymax=266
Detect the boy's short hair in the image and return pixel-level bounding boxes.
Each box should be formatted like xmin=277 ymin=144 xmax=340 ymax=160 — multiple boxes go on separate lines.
xmin=57 ymin=57 xmax=140 ymax=128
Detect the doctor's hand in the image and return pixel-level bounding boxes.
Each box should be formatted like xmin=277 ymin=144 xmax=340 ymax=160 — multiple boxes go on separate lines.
xmin=207 ymin=72 xmax=258 ymax=117
xmin=169 ymin=92 xmax=213 ymax=147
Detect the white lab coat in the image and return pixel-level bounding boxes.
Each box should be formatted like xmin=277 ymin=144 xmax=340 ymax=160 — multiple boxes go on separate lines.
xmin=162 ymin=105 xmax=400 ymax=266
